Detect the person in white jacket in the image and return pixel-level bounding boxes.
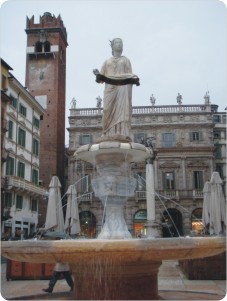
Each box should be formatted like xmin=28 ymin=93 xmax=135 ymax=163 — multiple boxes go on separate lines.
xmin=43 ymin=262 xmax=74 ymax=293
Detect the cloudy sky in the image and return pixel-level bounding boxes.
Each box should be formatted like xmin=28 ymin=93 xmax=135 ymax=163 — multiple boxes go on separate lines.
xmin=0 ymin=0 xmax=226 ymax=144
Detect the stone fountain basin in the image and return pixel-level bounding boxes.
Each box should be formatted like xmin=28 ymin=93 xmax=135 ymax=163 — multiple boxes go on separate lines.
xmin=75 ymin=141 xmax=152 ymax=163
xmin=2 ymin=237 xmax=225 ymax=264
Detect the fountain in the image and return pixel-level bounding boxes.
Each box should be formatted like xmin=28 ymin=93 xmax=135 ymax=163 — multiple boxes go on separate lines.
xmin=2 ymin=38 xmax=226 ymax=300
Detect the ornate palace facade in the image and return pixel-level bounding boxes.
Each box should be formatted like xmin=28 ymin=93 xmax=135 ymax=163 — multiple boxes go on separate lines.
xmin=66 ymin=100 xmax=226 ymax=238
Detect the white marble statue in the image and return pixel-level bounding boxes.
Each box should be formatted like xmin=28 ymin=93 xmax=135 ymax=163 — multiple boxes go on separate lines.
xmin=95 ymin=38 xmax=138 ymax=138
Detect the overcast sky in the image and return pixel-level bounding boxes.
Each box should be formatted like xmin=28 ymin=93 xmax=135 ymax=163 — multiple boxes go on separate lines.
xmin=0 ymin=0 xmax=226 ymax=144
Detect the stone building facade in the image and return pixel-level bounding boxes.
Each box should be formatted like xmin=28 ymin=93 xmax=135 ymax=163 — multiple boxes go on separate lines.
xmin=1 ymin=59 xmax=47 ymax=239
xmin=67 ymin=101 xmax=226 ymax=238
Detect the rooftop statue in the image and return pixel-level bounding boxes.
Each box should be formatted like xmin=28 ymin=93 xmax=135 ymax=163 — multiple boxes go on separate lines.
xmin=96 ymin=96 xmax=102 ymax=108
xmin=204 ymin=91 xmax=210 ymax=105
xmin=93 ymin=38 xmax=139 ymax=139
xmin=176 ymin=93 xmax=183 ymax=105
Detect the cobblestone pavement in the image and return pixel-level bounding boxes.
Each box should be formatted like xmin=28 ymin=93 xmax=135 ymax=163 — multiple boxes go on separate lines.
xmin=1 ymin=260 xmax=226 ymax=300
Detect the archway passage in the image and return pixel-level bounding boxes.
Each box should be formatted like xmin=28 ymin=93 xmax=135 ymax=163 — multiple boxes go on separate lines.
xmin=162 ymin=208 xmax=183 ymax=237
xmin=191 ymin=208 xmax=203 ymax=235
xmin=133 ymin=209 xmax=147 ymax=237
xmin=79 ymin=211 xmax=96 ymax=238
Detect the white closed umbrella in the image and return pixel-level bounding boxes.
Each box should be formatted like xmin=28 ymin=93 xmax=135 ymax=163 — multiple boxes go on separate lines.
xmin=202 ymin=181 xmax=211 ymax=227
xmin=202 ymin=172 xmax=226 ymax=235
xmin=45 ymin=176 xmax=64 ymax=232
xmin=209 ymin=172 xmax=226 ymax=235
xmin=64 ymin=185 xmax=81 ymax=235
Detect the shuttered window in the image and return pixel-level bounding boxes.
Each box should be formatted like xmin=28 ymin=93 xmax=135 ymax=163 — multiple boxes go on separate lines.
xmin=79 ymin=135 xmax=93 ymax=145
xmin=18 ymin=128 xmax=26 ymax=147
xmin=193 ymin=171 xmax=203 ymax=189
xmin=17 ymin=161 xmax=25 ymax=178
xmin=6 ymin=157 xmax=14 ymax=175
xmin=162 ymin=133 xmax=176 ymax=147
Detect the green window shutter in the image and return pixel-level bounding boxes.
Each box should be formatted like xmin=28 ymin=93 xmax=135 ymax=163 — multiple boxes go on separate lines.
xmin=18 ymin=128 xmax=21 ymax=145
xmin=16 ymin=195 xmax=23 ymax=209
xmin=18 ymin=128 xmax=26 ymax=147
xmin=33 ymin=116 xmax=40 ymax=129
xmin=6 ymin=157 xmax=14 ymax=175
xmin=4 ymin=192 xmax=12 ymax=207
xmin=33 ymin=139 xmax=39 ymax=155
xmin=32 ymin=169 xmax=39 ymax=184
xmin=23 ymin=130 xmax=26 ymax=147
xmin=8 ymin=120 xmax=13 ymax=139
xmin=17 ymin=161 xmax=20 ymax=177
xmin=19 ymin=104 xmax=27 ymax=117
xmin=10 ymin=95 xmax=17 ymax=108
xmin=17 ymin=161 xmax=25 ymax=178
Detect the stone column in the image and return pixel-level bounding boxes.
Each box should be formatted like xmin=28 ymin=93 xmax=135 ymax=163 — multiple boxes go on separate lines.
xmin=181 ymin=156 xmax=186 ymax=189
xmin=144 ymin=157 xmax=161 ymax=238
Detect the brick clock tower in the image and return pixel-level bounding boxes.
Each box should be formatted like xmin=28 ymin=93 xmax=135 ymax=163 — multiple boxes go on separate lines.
xmin=25 ymin=12 xmax=68 ymax=225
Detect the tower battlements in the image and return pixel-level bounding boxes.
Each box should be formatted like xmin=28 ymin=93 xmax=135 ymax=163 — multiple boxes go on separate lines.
xmin=26 ymin=12 xmax=67 ymax=46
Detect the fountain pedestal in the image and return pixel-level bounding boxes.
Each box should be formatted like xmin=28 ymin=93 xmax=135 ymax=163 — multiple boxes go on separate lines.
xmin=76 ymin=140 xmax=152 ymax=239
xmin=71 ymin=260 xmax=161 ymax=300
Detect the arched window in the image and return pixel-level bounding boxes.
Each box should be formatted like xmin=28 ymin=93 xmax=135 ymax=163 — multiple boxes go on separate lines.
xmin=162 ymin=208 xmax=183 ymax=237
xmin=35 ymin=42 xmax=42 ymax=53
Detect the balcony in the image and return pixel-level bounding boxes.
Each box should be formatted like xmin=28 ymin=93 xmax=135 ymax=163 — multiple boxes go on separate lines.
xmin=135 ymin=189 xmax=203 ymax=201
xmin=77 ymin=192 xmax=94 ymax=202
xmin=135 ymin=190 xmax=146 ymax=201
xmin=4 ymin=176 xmax=48 ymax=198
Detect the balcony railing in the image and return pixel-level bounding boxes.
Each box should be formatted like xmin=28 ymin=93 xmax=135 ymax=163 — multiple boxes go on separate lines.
xmin=70 ymin=104 xmax=211 ymax=117
xmin=135 ymin=189 xmax=203 ymax=201
xmin=4 ymin=176 xmax=48 ymax=198
xmin=77 ymin=192 xmax=93 ymax=202
xmin=132 ymin=105 xmax=210 ymax=114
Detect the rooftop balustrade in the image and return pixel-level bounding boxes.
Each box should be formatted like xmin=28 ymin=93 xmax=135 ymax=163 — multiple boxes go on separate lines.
xmin=70 ymin=104 xmax=211 ymax=117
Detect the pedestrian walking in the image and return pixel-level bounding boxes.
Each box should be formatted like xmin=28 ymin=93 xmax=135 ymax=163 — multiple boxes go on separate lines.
xmin=43 ymin=262 xmax=74 ymax=293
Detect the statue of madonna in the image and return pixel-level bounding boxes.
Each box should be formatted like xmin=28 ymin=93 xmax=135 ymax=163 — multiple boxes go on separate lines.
xmin=93 ymin=38 xmax=139 ymax=139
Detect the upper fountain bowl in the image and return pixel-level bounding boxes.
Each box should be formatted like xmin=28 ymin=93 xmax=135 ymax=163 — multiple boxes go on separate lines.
xmin=75 ymin=141 xmax=152 ymax=163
